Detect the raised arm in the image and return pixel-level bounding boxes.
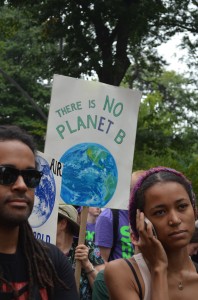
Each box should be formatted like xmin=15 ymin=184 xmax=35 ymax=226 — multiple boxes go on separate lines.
xmin=135 ymin=210 xmax=169 ymax=300
xmin=75 ymin=243 xmax=105 ymax=287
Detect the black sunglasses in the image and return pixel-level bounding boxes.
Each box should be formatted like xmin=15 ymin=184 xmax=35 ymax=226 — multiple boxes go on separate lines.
xmin=0 ymin=165 xmax=43 ymax=188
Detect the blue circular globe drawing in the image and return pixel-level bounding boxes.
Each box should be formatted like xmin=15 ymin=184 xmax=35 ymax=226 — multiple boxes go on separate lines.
xmin=60 ymin=143 xmax=118 ymax=207
xmin=28 ymin=155 xmax=56 ymax=228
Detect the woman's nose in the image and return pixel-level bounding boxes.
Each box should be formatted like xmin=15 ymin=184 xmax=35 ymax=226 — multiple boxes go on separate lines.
xmin=168 ymin=211 xmax=181 ymax=226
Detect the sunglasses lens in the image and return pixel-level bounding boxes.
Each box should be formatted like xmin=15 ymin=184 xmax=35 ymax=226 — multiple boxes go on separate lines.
xmin=0 ymin=167 xmax=18 ymax=185
xmin=22 ymin=170 xmax=43 ymax=188
xmin=0 ymin=166 xmax=42 ymax=188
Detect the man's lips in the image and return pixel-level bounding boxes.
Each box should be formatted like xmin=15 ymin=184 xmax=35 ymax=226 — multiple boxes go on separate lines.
xmin=7 ymin=198 xmax=29 ymax=207
xmin=168 ymin=230 xmax=187 ymax=236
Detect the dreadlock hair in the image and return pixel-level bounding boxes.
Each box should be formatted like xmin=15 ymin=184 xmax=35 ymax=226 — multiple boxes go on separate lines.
xmin=0 ymin=221 xmax=69 ymax=300
xmin=20 ymin=221 xmax=69 ymax=299
xmin=129 ymin=166 xmax=197 ymax=239
xmin=0 ymin=125 xmax=69 ymax=298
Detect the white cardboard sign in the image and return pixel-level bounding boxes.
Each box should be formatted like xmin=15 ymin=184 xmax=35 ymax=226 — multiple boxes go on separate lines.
xmin=45 ymin=75 xmax=141 ymax=209
xmin=29 ymin=151 xmax=62 ymax=244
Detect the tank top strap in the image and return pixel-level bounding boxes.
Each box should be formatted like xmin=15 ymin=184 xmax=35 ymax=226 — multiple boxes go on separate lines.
xmin=124 ymin=258 xmax=143 ymax=300
xmin=133 ymin=253 xmax=151 ymax=300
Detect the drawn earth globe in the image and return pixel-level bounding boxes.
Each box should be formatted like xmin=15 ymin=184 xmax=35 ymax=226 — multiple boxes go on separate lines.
xmin=29 ymin=155 xmax=56 ymax=227
xmin=60 ymin=143 xmax=118 ymax=207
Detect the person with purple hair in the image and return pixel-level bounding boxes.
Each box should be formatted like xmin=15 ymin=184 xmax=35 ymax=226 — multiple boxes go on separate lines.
xmin=105 ymin=166 xmax=198 ymax=300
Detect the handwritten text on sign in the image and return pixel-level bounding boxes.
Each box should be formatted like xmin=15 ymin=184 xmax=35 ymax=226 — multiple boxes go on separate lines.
xmin=45 ymin=75 xmax=141 ymax=209
xmin=56 ymin=96 xmax=125 ymax=144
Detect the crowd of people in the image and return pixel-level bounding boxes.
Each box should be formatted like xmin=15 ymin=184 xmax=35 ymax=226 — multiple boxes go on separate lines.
xmin=0 ymin=124 xmax=198 ymax=300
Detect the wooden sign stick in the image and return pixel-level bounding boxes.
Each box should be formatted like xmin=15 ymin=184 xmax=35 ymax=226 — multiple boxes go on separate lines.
xmin=74 ymin=206 xmax=89 ymax=292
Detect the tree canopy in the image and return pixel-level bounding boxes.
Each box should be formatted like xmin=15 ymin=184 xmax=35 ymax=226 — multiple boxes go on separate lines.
xmin=0 ymin=1 xmax=198 ymax=196
xmin=1 ymin=0 xmax=197 ymax=86
xmin=0 ymin=6 xmax=53 ymax=147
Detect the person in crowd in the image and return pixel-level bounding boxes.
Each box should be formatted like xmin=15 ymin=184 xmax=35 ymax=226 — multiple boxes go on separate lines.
xmin=190 ymin=221 xmax=198 ymax=263
xmin=0 ymin=125 xmax=78 ymax=299
xmin=95 ymin=206 xmax=132 ymax=261
xmin=92 ymin=170 xmax=145 ymax=300
xmin=95 ymin=170 xmax=145 ymax=262
xmin=86 ymin=207 xmax=101 ymax=242
xmin=105 ymin=166 xmax=198 ymax=299
xmin=187 ymin=226 xmax=198 ymax=258
xmin=56 ymin=203 xmax=104 ymax=300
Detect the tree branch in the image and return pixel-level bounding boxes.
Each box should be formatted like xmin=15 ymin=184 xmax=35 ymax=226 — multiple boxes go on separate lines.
xmin=0 ymin=67 xmax=47 ymax=122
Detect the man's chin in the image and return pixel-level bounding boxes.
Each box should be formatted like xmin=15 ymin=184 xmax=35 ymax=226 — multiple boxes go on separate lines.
xmin=0 ymin=213 xmax=31 ymax=227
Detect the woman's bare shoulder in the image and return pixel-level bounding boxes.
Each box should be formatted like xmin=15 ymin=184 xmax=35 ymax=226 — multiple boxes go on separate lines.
xmin=105 ymin=258 xmax=130 ymax=272
xmin=104 ymin=257 xmax=140 ymax=284
xmin=104 ymin=258 xmax=141 ymax=300
xmin=105 ymin=256 xmax=138 ymax=270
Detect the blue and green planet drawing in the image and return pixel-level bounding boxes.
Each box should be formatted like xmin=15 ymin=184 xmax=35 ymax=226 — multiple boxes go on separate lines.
xmin=60 ymin=143 xmax=118 ymax=207
xmin=29 ymin=155 xmax=56 ymax=228
xmin=30 ymin=143 xmax=118 ymax=227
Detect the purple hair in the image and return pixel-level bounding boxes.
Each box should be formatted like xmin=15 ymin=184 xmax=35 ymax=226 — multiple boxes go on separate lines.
xmin=129 ymin=166 xmax=196 ymax=239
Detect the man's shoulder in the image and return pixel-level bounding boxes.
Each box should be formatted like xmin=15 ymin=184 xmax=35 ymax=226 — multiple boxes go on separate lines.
xmin=97 ymin=208 xmax=113 ymax=221
xmin=97 ymin=208 xmax=128 ymax=222
xmin=38 ymin=240 xmax=59 ymax=253
xmin=38 ymin=241 xmax=69 ymax=266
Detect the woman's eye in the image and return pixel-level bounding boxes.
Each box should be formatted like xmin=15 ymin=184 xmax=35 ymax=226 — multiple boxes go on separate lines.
xmin=178 ymin=203 xmax=188 ymax=210
xmin=154 ymin=210 xmax=165 ymax=216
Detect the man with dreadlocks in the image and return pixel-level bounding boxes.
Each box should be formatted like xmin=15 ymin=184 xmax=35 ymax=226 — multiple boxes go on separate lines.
xmin=0 ymin=125 xmax=79 ymax=300
xmin=105 ymin=166 xmax=198 ymax=300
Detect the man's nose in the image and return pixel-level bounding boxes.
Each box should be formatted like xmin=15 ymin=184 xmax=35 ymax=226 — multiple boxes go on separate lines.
xmin=11 ymin=175 xmax=28 ymax=190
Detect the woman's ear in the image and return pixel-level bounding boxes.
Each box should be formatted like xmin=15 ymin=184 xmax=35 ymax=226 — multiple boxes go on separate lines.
xmin=130 ymin=231 xmax=138 ymax=244
xmin=130 ymin=228 xmax=140 ymax=253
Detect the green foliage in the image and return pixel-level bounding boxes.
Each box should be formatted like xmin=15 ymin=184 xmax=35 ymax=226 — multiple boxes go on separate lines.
xmin=0 ymin=6 xmax=55 ymax=150
xmin=133 ymin=150 xmax=198 ymax=204
xmin=1 ymin=0 xmax=197 ymax=86
xmin=0 ymin=2 xmax=197 ymax=198
xmin=131 ymin=70 xmax=198 ymax=200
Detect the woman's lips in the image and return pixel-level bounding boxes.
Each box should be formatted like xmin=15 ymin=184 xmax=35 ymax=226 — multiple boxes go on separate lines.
xmin=168 ymin=230 xmax=187 ymax=237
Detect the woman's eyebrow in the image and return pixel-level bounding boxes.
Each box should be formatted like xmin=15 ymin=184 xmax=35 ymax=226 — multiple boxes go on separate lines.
xmin=150 ymin=204 xmax=165 ymax=211
xmin=150 ymin=198 xmax=188 ymax=211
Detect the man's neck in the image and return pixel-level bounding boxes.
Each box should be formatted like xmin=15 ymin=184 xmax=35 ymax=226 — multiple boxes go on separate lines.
xmin=87 ymin=214 xmax=97 ymax=224
xmin=0 ymin=226 xmax=19 ymax=254
xmin=56 ymin=231 xmax=73 ymax=255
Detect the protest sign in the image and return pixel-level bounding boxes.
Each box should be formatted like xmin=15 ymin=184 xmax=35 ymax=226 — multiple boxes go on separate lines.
xmin=28 ymin=151 xmax=62 ymax=245
xmin=45 ymin=75 xmax=141 ymax=210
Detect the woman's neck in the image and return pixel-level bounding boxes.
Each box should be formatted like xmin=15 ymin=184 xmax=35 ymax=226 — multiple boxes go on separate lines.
xmin=166 ymin=247 xmax=192 ymax=272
